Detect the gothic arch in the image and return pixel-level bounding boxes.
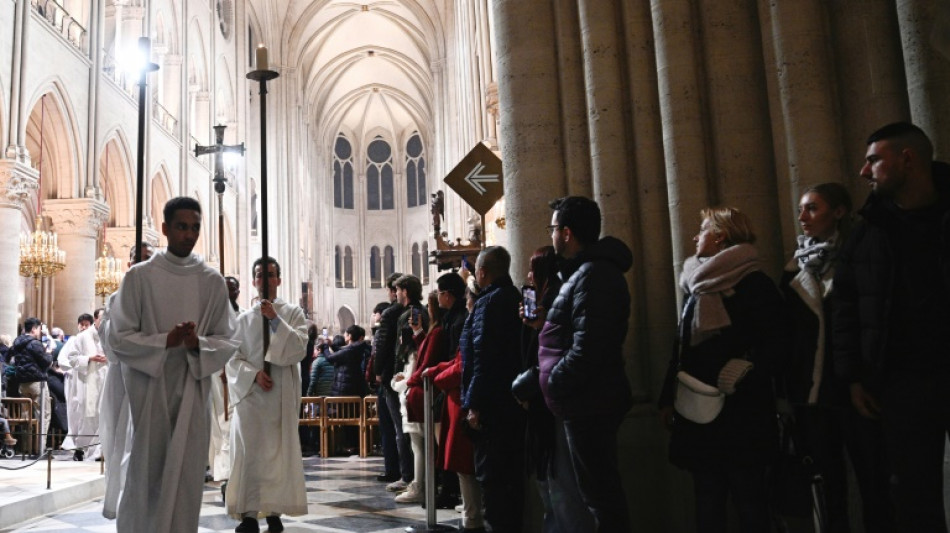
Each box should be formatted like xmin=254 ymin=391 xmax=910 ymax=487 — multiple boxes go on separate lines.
xmin=336 ymin=305 xmax=356 ymax=331
xmin=99 ymin=129 xmax=135 ymax=227
xmin=150 ymin=165 xmax=173 ymax=233
xmin=24 ymin=82 xmax=83 ymax=200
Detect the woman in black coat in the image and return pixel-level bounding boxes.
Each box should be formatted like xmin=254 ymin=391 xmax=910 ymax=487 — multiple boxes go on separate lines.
xmin=659 ymin=207 xmax=788 ymax=533
xmin=326 ymin=327 xmax=371 ymax=397
xmin=780 ymin=183 xmax=894 ymax=532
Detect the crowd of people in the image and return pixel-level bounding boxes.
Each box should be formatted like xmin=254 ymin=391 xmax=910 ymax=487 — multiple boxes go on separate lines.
xmin=0 ymin=121 xmax=949 ymax=533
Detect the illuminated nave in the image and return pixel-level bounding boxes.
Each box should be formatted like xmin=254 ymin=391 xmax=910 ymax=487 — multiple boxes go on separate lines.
xmin=1 ymin=0 xmax=949 ymax=531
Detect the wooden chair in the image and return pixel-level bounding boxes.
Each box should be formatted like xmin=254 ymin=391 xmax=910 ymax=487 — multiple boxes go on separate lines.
xmin=2 ymin=397 xmax=37 ymax=455
xmin=299 ymin=396 xmax=325 ymax=455
xmin=360 ymin=395 xmax=380 ymax=458
xmin=321 ymin=396 xmax=362 ymax=457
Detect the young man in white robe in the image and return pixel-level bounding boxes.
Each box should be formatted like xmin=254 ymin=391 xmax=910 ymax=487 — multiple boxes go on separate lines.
xmin=226 ymin=257 xmax=308 ymax=533
xmin=105 ymin=197 xmax=239 ymax=533
xmin=99 ymin=242 xmax=154 ymax=521
xmin=59 ymin=311 xmax=106 ymax=461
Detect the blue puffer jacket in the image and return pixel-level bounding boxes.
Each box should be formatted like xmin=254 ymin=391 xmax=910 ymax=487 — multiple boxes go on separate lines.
xmin=460 ymin=274 xmax=523 ymax=414
xmin=538 ymin=237 xmax=634 ymax=419
xmin=11 ymin=334 xmax=50 ymax=384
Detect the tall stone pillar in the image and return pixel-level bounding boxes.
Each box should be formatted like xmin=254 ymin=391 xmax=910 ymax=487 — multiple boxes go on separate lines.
xmin=699 ymin=0 xmax=783 ymax=275
xmin=553 ymin=0 xmax=592 ymax=196
xmin=651 ymin=0 xmax=712 ymax=270
xmin=0 ymin=161 xmax=39 ymax=335
xmin=764 ymin=0 xmax=848 ymax=204
xmin=45 ymin=199 xmax=110 ymax=328
xmin=490 ymin=1 xmax=567 ymax=281
xmin=896 ymin=0 xmax=950 ymax=157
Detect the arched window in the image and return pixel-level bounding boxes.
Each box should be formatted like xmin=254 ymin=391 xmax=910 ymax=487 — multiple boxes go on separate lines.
xmin=421 ymin=241 xmax=430 ymax=284
xmin=411 ymin=243 xmax=421 ymax=278
xmin=406 ymin=132 xmax=426 ymax=208
xmin=370 ymin=246 xmax=381 ymax=288
xmin=344 ymin=246 xmax=354 ymax=288
xmin=333 ymin=134 xmax=354 ymax=209
xmin=384 ymin=245 xmax=395 ymax=280
xmin=367 ymin=136 xmax=393 ymax=210
xmin=334 ymin=245 xmax=342 ymax=288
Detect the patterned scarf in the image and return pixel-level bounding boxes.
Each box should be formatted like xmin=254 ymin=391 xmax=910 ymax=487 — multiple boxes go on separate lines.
xmin=793 ymin=232 xmax=839 ymax=278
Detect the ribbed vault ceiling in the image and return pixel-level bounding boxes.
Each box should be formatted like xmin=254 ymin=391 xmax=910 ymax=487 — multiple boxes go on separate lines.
xmin=266 ymin=0 xmax=442 ymax=145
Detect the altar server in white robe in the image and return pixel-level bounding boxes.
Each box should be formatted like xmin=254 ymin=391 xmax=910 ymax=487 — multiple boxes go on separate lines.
xmin=226 ymin=257 xmax=308 ymax=533
xmin=99 ymin=243 xmax=153 ymax=521
xmin=208 ymin=276 xmax=243 ymax=483
xmin=106 ymin=197 xmax=239 ymax=533
xmin=59 ymin=310 xmax=107 ymax=460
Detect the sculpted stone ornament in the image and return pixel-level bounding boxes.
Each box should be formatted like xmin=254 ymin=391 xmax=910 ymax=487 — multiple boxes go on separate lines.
xmin=45 ymin=198 xmax=111 ymax=239
xmin=0 ymin=160 xmax=39 ymax=209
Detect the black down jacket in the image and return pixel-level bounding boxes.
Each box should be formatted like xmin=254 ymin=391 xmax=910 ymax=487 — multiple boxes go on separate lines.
xmin=11 ymin=334 xmax=50 ymax=384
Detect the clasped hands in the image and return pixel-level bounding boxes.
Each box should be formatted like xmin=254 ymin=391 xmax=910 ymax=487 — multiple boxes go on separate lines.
xmin=166 ymin=321 xmax=199 ymax=350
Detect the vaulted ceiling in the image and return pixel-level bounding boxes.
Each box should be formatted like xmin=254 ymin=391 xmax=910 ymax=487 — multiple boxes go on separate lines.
xmin=251 ymin=0 xmax=445 ymax=146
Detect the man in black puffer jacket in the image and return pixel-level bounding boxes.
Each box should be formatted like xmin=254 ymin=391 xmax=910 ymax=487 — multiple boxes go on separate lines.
xmin=12 ymin=317 xmax=52 ymax=445
xmin=834 ymin=122 xmax=950 ymax=531
xmin=538 ymin=196 xmax=633 ymax=532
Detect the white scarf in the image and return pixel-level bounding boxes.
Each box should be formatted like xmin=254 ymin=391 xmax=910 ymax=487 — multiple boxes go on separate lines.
xmin=679 ymin=243 xmax=760 ymax=346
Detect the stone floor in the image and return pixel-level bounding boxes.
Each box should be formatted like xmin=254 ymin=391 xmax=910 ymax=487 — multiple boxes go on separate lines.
xmin=0 ymin=454 xmax=461 ymax=532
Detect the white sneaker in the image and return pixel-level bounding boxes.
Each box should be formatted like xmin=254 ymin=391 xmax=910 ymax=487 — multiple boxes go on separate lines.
xmin=386 ymin=479 xmax=409 ymax=492
xmin=455 ymin=503 xmax=463 ymax=513
xmin=394 ymin=482 xmax=423 ymax=503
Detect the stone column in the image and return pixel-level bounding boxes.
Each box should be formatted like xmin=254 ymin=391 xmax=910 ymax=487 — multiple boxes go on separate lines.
xmin=45 ymin=199 xmax=110 ymax=327
xmin=7 ymin=0 xmax=31 ymax=162
xmin=553 ymin=0 xmax=592 ymax=196
xmin=491 ymin=1 xmax=567 ymax=281
xmin=896 ymin=0 xmax=950 ymax=157
xmin=0 ymin=161 xmax=39 ymax=335
xmin=84 ymin=0 xmax=103 ymax=197
xmin=764 ymin=0 xmax=848 ymax=205
xmin=699 ymin=0 xmax=783 ymax=275
xmin=651 ymin=0 xmax=711 ymax=270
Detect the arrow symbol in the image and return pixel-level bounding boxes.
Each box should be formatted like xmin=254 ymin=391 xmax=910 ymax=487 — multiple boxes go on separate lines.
xmin=464 ymin=162 xmax=499 ymax=195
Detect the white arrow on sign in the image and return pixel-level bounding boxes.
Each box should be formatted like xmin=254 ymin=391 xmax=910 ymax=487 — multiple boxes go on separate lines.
xmin=464 ymin=162 xmax=499 ymax=195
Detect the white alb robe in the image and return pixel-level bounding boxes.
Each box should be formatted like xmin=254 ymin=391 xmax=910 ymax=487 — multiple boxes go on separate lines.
xmin=105 ymin=250 xmax=239 ymax=533
xmin=208 ymin=304 xmax=243 ymax=482
xmin=59 ymin=326 xmax=107 ymax=458
xmin=225 ymin=298 xmax=308 ymax=519
xmin=99 ymin=291 xmax=131 ymax=520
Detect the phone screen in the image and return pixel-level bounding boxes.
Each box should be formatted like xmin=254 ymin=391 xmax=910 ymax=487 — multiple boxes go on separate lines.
xmin=322 ymin=328 xmax=328 ymax=337
xmin=522 ymin=287 xmax=538 ymax=320
xmin=411 ymin=307 xmax=420 ymax=324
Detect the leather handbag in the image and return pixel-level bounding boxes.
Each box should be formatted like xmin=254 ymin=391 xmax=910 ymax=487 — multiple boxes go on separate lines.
xmin=674 ymin=371 xmax=725 ymax=424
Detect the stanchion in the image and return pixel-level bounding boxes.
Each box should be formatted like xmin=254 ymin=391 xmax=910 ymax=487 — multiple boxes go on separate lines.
xmin=406 ymin=375 xmax=455 ymax=532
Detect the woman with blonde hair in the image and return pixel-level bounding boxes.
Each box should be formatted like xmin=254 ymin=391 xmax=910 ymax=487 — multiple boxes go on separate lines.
xmin=659 ymin=206 xmax=788 ymax=532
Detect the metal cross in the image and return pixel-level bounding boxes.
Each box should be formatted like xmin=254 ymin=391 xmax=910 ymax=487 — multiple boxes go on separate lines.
xmin=194 ymin=124 xmax=245 ymax=274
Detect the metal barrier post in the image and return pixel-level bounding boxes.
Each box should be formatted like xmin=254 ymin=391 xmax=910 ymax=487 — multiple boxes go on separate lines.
xmin=405 ymin=375 xmax=454 ymax=532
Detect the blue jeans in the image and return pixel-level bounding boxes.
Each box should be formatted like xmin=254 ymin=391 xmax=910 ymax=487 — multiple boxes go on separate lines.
xmin=377 ymin=388 xmax=399 ymax=476
xmin=562 ymin=413 xmax=630 ymax=533
xmin=381 ymin=386 xmax=413 ymax=482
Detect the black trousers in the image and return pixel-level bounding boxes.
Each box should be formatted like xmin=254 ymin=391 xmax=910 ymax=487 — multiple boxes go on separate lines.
xmin=882 ymin=370 xmax=950 ymax=533
xmin=563 ymin=413 xmax=631 ymax=533
xmin=473 ymin=409 xmax=526 ymax=533
xmin=692 ymin=465 xmax=770 ymax=533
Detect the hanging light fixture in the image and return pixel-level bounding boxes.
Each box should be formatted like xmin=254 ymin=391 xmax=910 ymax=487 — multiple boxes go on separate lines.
xmin=19 ymin=95 xmax=66 ymax=279
xmin=94 ymin=147 xmax=120 ymax=299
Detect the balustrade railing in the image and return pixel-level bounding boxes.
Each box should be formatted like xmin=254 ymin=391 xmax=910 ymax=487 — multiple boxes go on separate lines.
xmin=31 ymin=0 xmax=87 ymax=54
xmin=152 ymin=97 xmax=179 ymax=140
xmin=101 ymin=50 xmax=137 ymax=100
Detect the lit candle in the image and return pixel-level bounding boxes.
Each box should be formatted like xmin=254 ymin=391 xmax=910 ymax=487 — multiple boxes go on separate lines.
xmin=256 ymin=44 xmax=268 ymax=71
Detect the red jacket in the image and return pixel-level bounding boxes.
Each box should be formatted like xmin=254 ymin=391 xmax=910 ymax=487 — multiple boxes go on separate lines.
xmin=430 ymin=350 xmax=474 ymax=475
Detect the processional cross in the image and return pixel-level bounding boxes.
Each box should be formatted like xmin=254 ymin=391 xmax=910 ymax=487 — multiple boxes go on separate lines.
xmin=194 ymin=124 xmax=245 ymax=275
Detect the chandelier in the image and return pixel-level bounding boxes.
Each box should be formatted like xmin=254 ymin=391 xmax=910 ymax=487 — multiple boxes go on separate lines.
xmin=19 ymin=95 xmax=65 ymax=280
xmin=19 ymin=216 xmax=66 ymax=278
xmin=94 ymin=250 xmax=120 ymax=297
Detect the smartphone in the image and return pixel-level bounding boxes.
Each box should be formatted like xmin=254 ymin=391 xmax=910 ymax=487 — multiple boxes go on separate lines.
xmin=522 ymin=286 xmax=538 ymax=320
xmin=322 ymin=328 xmax=328 ymax=337
xmin=461 ymin=255 xmax=473 ymax=271
xmin=411 ymin=306 xmax=421 ymax=325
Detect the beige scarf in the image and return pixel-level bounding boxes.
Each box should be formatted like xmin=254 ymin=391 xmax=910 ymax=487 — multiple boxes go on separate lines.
xmin=680 ymin=243 xmax=760 ymax=346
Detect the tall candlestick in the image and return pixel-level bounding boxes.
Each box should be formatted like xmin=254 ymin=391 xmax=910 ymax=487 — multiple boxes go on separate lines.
xmin=256 ymin=44 xmax=268 ymax=71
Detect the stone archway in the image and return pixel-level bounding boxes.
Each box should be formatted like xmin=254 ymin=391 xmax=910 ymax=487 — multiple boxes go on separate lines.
xmin=336 ymin=306 xmax=355 ymax=332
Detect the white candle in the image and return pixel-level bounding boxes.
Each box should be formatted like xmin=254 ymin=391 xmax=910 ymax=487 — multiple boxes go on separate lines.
xmin=256 ymin=44 xmax=268 ymax=71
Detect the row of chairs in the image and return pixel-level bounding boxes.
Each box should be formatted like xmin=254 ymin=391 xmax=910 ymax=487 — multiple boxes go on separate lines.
xmin=300 ymin=396 xmax=379 ymax=458
xmin=1 ymin=397 xmax=38 ymax=455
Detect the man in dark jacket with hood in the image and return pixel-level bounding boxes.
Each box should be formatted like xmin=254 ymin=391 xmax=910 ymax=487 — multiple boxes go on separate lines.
xmin=12 ymin=317 xmax=52 ymax=445
xmin=834 ymin=122 xmax=950 ymax=531
xmin=538 ymin=196 xmax=633 ymax=532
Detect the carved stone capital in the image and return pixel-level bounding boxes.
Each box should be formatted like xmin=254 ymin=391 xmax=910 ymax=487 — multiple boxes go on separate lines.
xmin=107 ymin=226 xmax=161 ymax=262
xmin=44 ymin=198 xmax=111 ymax=239
xmin=485 ymin=82 xmax=499 ymax=118
xmin=0 ymin=160 xmax=39 ymax=210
